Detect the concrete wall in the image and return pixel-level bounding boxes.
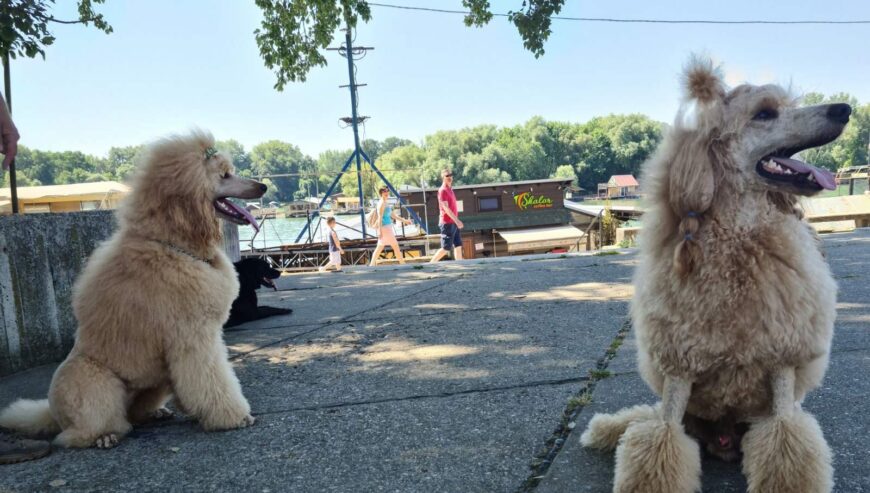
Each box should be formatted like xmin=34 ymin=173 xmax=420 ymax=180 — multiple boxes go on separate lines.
xmin=0 ymin=212 xmax=116 ymax=377
xmin=222 ymin=222 xmax=240 ymax=262
xmin=0 ymin=214 xmax=242 ymax=377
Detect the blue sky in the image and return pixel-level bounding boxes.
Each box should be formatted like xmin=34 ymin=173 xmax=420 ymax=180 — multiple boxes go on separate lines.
xmin=10 ymin=0 xmax=870 ymax=158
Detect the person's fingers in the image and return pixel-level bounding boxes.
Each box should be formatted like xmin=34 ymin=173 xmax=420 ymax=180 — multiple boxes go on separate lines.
xmin=2 ymin=140 xmax=15 ymax=169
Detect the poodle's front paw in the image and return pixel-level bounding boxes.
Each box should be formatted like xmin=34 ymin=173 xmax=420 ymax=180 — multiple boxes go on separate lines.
xmin=614 ymin=420 xmax=700 ymax=493
xmin=200 ymin=402 xmax=254 ymax=431
xmin=582 ymin=404 xmax=660 ymax=451
xmin=742 ymin=409 xmax=833 ymax=493
xmin=238 ymin=414 xmax=256 ymax=428
xmin=94 ymin=434 xmax=120 ymax=449
xmin=151 ymin=407 xmax=175 ymax=421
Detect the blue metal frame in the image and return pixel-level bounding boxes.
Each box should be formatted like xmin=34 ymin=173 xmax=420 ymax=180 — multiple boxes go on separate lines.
xmin=343 ymin=29 xmax=369 ymax=240
xmin=293 ymin=27 xmax=428 ymax=245
xmin=293 ymin=151 xmax=357 ymax=244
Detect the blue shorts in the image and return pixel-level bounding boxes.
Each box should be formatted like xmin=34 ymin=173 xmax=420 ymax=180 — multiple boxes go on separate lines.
xmin=440 ymin=223 xmax=462 ymax=250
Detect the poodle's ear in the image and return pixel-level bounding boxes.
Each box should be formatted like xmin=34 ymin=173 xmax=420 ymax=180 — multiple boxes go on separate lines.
xmin=669 ymin=132 xmax=717 ymax=278
xmin=668 ymin=56 xmax=726 ymax=278
xmin=682 ymin=55 xmax=726 ymax=105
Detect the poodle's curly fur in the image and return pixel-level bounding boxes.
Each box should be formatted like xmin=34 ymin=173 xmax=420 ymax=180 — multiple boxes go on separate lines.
xmin=582 ymin=57 xmax=849 ymax=492
xmin=0 ymin=130 xmax=266 ymax=448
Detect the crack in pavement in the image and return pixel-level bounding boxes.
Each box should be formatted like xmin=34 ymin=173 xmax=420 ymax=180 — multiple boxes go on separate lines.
xmin=252 ymin=375 xmax=591 ymax=416
xmin=519 ymin=319 xmax=632 ymax=492
xmin=128 ymin=374 xmax=592 ymax=435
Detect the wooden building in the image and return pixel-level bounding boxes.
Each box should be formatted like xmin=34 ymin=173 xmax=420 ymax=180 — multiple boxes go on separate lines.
xmin=0 ymin=181 xmax=130 ymax=215
xmin=283 ymin=201 xmax=318 ymax=218
xmin=331 ymin=195 xmax=361 ymax=214
xmin=401 ymin=178 xmax=585 ymax=259
xmin=597 ymin=174 xmax=639 ymax=198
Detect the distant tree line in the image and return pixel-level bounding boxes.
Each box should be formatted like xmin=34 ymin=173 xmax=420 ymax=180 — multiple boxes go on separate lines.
xmin=6 ymin=93 xmax=867 ymax=203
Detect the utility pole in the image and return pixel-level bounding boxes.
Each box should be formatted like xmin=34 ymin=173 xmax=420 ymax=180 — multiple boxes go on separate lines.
xmin=295 ymin=25 xmax=425 ymax=245
xmin=3 ymin=52 xmax=18 ymax=214
xmin=335 ymin=27 xmax=373 ymax=238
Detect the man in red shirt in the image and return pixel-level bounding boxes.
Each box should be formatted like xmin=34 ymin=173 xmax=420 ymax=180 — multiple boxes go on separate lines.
xmin=430 ymin=169 xmax=464 ymax=262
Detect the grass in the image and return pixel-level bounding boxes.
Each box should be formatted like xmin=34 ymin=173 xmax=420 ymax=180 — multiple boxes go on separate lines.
xmin=817 ymin=183 xmax=866 ymax=198
xmin=589 ymin=369 xmax=612 ymax=380
xmin=593 ymin=250 xmax=620 ymax=256
xmin=605 ymin=338 xmax=624 ymax=358
xmin=566 ymin=393 xmax=593 ymax=411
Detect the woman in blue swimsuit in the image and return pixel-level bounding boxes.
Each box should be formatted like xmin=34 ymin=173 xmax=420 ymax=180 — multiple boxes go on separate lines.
xmin=369 ymin=187 xmax=412 ymax=266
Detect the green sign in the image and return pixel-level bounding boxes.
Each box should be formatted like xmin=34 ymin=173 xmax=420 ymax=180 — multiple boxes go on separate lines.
xmin=514 ymin=192 xmax=553 ymax=210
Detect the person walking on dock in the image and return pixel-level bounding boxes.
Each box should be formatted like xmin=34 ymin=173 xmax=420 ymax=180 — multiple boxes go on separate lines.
xmin=320 ymin=216 xmax=344 ymax=272
xmin=369 ymin=187 xmax=412 ymax=266
xmin=430 ymin=169 xmax=463 ymax=263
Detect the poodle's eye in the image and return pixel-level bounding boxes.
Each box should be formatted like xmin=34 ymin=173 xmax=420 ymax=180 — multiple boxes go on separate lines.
xmin=752 ymin=109 xmax=778 ymax=121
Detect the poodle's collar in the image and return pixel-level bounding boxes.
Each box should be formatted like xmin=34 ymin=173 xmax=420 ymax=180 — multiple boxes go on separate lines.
xmin=151 ymin=239 xmax=214 ymax=266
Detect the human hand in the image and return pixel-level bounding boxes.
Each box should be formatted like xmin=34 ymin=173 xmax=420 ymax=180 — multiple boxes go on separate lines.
xmin=456 ymin=220 xmax=464 ymax=229
xmin=0 ymin=113 xmax=19 ymax=170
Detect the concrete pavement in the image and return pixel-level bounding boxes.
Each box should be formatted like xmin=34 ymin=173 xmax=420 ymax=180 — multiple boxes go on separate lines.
xmin=1 ymin=229 xmax=867 ymax=492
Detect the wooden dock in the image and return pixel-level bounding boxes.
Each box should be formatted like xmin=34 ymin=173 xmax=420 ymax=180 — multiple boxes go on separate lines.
xmin=241 ymin=235 xmax=440 ymax=272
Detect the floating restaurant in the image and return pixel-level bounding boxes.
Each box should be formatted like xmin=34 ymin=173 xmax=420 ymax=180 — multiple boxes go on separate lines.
xmin=400 ymin=178 xmax=587 ymax=258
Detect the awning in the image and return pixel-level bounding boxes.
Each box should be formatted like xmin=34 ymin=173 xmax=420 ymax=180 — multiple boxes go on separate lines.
xmin=497 ymin=224 xmax=585 ymax=252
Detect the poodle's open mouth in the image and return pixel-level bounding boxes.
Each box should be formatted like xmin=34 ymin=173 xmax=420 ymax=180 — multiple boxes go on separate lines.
xmin=261 ymin=276 xmax=277 ymax=290
xmin=755 ymin=152 xmax=836 ymax=192
xmin=214 ymin=198 xmax=260 ymax=232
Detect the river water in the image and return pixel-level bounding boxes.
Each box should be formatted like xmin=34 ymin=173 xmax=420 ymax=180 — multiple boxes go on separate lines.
xmin=237 ymin=214 xmax=425 ymax=250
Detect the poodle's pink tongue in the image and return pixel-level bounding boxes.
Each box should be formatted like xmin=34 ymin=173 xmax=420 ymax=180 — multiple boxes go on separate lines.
xmin=220 ymin=199 xmax=259 ymax=232
xmin=771 ymin=157 xmax=837 ymax=190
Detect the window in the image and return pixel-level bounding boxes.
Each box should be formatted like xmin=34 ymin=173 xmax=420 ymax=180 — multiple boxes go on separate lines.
xmin=478 ymin=196 xmax=501 ymax=212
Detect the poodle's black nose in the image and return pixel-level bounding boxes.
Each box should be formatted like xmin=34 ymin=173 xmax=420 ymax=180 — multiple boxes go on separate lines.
xmin=826 ymin=103 xmax=852 ymax=124
xmin=258 ymin=183 xmax=267 ymax=192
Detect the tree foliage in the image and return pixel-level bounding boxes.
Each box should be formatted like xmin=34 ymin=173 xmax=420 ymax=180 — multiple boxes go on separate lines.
xmin=253 ymin=0 xmax=371 ymax=88
xmin=464 ymin=0 xmax=566 ymax=57
xmin=10 ymin=92 xmax=867 ymax=202
xmin=249 ymin=140 xmax=315 ymax=202
xmin=801 ymin=93 xmax=869 ymax=171
xmin=255 ymin=0 xmax=566 ymax=89
xmin=0 ymin=0 xmax=111 ymax=60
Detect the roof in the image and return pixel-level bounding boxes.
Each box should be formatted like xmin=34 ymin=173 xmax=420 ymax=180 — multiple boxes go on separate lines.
xmin=402 ymin=178 xmax=573 ymax=194
xmin=608 ymin=175 xmax=639 ymax=187
xmin=0 ymin=181 xmax=130 ymax=201
xmin=498 ymin=224 xmax=585 ymax=252
xmin=563 ymin=200 xmax=641 ymax=217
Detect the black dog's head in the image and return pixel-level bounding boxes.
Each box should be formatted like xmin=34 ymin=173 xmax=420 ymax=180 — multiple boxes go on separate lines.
xmin=234 ymin=258 xmax=281 ymax=292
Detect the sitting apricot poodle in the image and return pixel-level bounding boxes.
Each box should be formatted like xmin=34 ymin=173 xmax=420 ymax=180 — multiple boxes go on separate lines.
xmin=581 ymin=57 xmax=849 ymax=493
xmin=0 ymin=131 xmax=266 ymax=448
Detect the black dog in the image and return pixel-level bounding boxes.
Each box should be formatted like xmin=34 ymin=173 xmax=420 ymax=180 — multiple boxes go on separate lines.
xmin=225 ymin=258 xmax=292 ymax=328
